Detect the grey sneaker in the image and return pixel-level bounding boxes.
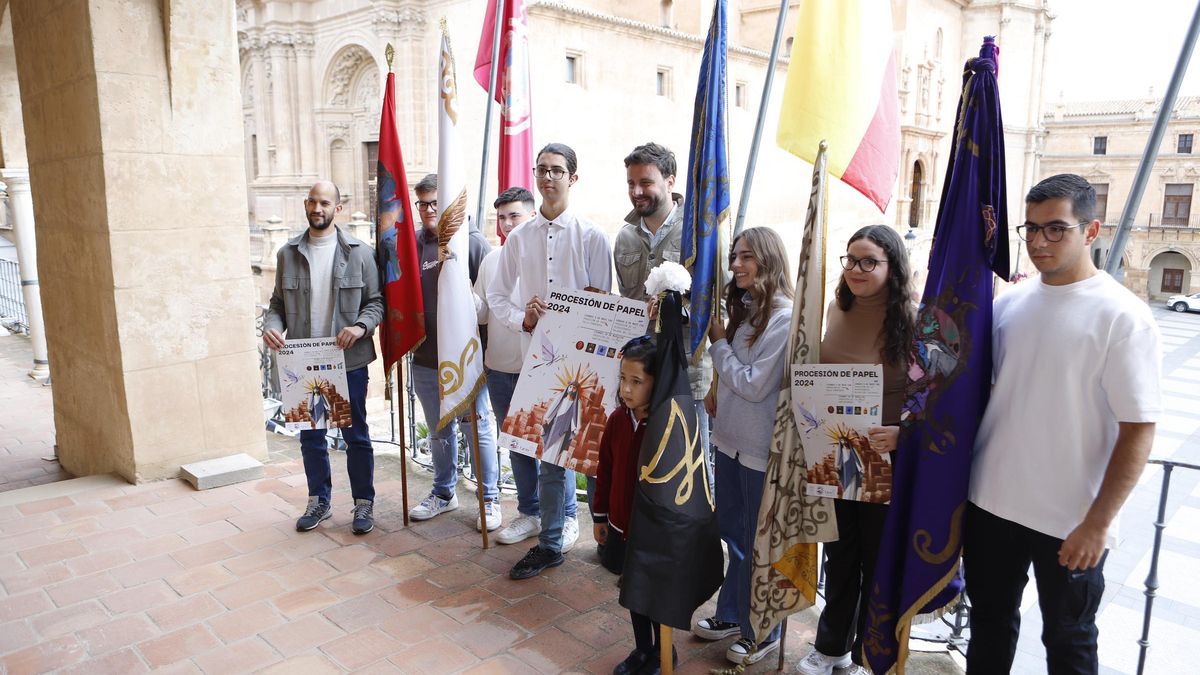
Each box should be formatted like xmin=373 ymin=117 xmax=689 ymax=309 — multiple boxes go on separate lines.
xmin=410 ymin=492 xmax=459 ymax=521
xmin=351 ymin=499 xmax=374 ymax=534
xmin=495 ymin=513 xmax=541 ymax=544
xmin=796 ymin=648 xmax=852 ymax=675
xmin=561 ymin=516 xmax=579 ymax=552
xmin=296 ymin=496 xmax=331 ymax=531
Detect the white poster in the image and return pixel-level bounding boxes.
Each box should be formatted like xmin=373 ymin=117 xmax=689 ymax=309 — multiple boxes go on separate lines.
xmin=276 ymin=338 xmax=351 ymax=432
xmin=498 ymin=286 xmax=648 ymax=477
xmin=794 ymin=364 xmax=890 ymax=503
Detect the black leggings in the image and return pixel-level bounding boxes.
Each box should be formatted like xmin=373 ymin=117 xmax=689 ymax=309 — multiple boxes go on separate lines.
xmin=631 ymin=611 xmax=660 ymax=651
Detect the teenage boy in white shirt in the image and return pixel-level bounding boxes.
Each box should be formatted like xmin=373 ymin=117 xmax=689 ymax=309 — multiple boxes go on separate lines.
xmin=486 ymin=143 xmax=613 ymax=579
xmin=965 ymin=173 xmax=1161 ymax=675
xmin=473 ymin=187 xmax=546 ymax=545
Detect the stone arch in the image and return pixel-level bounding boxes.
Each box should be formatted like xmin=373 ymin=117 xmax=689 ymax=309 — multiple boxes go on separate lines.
xmin=322 ymin=43 xmax=378 ymax=107
xmin=1144 ymin=245 xmax=1200 ymax=272
xmin=1147 ymin=249 xmax=1194 ymax=298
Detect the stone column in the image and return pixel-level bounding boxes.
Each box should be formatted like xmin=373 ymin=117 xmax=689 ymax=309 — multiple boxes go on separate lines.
xmin=10 ymin=0 xmax=267 ymax=482
xmin=294 ymin=34 xmax=318 ymax=179
xmin=266 ymin=35 xmax=295 ymax=178
xmin=261 ymin=215 xmax=291 ymax=262
xmin=0 ymin=169 xmax=48 ymax=379
xmin=347 ymin=211 xmax=373 ymax=243
xmin=249 ymin=39 xmax=272 ymax=185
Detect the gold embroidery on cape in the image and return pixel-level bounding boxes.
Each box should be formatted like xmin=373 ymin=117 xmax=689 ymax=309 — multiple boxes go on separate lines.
xmin=639 ymin=399 xmax=712 ymax=509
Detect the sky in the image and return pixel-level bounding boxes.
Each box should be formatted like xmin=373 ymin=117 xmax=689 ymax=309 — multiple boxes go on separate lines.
xmin=1044 ymin=0 xmax=1200 ymax=102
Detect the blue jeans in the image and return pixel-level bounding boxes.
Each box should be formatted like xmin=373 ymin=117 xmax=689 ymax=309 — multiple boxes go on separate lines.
xmin=300 ymin=366 xmax=373 ymax=503
xmin=411 ymin=364 xmax=499 ymax=502
xmin=537 ymin=460 xmax=578 ymax=553
xmin=714 ymin=451 xmax=781 ymax=643
xmin=487 ymin=369 xmax=576 ymax=521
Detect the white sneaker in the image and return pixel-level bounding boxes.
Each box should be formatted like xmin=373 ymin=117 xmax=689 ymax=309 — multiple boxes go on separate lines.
xmin=495 ymin=513 xmax=541 ymax=545
xmin=477 ymin=501 xmax=503 ymax=532
xmin=410 ymin=492 xmax=459 ymax=521
xmin=840 ymin=666 xmax=870 ymax=675
xmin=796 ymin=648 xmax=852 ymax=675
xmin=561 ymin=517 xmax=580 ymax=553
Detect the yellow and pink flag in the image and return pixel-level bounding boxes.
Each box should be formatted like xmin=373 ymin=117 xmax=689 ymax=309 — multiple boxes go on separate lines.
xmin=777 ymin=0 xmax=899 ymax=212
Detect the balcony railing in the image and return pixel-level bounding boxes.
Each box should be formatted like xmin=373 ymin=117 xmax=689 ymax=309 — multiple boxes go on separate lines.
xmin=0 ymin=258 xmax=27 ymax=335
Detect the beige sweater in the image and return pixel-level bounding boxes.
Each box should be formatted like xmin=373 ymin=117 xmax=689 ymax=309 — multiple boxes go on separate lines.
xmin=820 ymin=293 xmax=906 ymax=426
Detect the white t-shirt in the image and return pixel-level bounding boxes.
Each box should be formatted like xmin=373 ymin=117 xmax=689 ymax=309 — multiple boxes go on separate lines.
xmin=969 ymin=272 xmax=1161 ymax=543
xmin=307 ymin=233 xmax=338 ymax=338
xmin=473 ymin=248 xmax=531 ymax=373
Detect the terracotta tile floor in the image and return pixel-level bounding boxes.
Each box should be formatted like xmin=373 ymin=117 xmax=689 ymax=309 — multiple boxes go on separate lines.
xmin=0 ymin=334 xmax=70 ymax=493
xmin=0 ymin=450 xmax=963 ymax=674
xmin=0 ymin=332 xmax=961 ymax=673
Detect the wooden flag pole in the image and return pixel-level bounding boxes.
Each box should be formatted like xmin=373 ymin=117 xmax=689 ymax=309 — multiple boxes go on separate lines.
xmin=395 ymin=362 xmax=411 ymax=527
xmin=660 ymin=626 xmax=673 ymax=675
xmin=470 ymin=409 xmax=490 ymax=549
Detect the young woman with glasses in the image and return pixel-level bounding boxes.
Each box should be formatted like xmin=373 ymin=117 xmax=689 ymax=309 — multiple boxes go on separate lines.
xmin=797 ymin=224 xmax=916 ymax=675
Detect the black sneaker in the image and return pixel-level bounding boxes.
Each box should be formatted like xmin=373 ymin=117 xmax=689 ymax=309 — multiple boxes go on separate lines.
xmin=692 ymin=616 xmax=740 ymax=640
xmin=296 ymin=496 xmax=331 ymax=531
xmin=612 ymin=648 xmax=651 ymax=675
xmin=509 ymin=545 xmax=564 ymax=580
xmin=351 ymin=499 xmax=374 ymax=534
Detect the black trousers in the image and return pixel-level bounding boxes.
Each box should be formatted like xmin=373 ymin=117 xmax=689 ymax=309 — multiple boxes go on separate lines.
xmin=814 ymin=499 xmax=888 ymax=665
xmin=963 ymin=503 xmax=1106 ymax=675
xmin=601 ymin=523 xmax=627 ymax=575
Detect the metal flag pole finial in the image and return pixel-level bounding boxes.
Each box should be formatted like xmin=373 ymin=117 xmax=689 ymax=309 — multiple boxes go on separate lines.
xmin=385 ymin=43 xmax=395 ymax=72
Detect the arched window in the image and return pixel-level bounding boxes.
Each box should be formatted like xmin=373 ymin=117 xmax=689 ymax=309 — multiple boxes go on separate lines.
xmin=935 ymin=28 xmax=943 ymax=60
xmin=909 ymin=161 xmax=924 ymax=228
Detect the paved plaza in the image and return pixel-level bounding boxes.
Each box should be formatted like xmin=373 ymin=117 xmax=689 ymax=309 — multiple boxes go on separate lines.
xmin=0 ymin=305 xmax=1195 ymax=674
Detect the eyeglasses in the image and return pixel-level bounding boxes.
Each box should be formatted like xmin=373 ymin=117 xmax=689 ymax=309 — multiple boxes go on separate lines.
xmin=1016 ymin=222 xmax=1086 ymax=243
xmin=533 ymin=167 xmax=569 ymax=181
xmin=839 ymin=255 xmax=887 ymax=273
xmin=414 ymin=199 xmax=438 ymax=211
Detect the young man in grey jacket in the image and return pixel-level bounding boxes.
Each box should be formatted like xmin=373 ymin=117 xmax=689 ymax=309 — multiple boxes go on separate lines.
xmin=613 ymin=143 xmax=713 ymax=455
xmin=263 ymin=181 xmax=384 ymax=535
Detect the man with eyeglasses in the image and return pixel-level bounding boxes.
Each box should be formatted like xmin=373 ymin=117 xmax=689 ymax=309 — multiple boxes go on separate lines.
xmin=487 ymin=143 xmax=613 ymax=579
xmin=263 ymin=181 xmax=383 ymax=535
xmin=407 ymin=173 xmax=502 ymax=532
xmin=964 ymin=174 xmax=1161 ymax=674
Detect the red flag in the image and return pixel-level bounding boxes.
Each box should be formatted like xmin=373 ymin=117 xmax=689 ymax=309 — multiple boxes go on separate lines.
xmin=474 ymin=0 xmax=534 ymax=242
xmin=375 ymin=70 xmax=425 ymax=370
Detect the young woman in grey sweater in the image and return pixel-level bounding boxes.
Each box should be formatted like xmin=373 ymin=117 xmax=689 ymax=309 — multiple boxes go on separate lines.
xmin=693 ymin=226 xmax=793 ymax=666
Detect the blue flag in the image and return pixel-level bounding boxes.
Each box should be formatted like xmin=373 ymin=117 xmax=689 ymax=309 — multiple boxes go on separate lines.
xmin=681 ymin=0 xmax=729 ymax=359
xmin=864 ymin=37 xmax=1010 ymax=674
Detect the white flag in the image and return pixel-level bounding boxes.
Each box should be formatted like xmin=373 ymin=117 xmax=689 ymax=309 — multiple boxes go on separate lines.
xmin=434 ymin=23 xmax=485 ymax=429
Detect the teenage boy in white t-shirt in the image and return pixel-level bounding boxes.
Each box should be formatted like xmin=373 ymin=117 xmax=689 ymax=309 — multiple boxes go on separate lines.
xmin=965 ymin=174 xmax=1161 ymax=675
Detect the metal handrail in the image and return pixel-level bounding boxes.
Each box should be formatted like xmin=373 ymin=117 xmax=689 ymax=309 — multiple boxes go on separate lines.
xmin=1137 ymin=458 xmax=1200 ymax=674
